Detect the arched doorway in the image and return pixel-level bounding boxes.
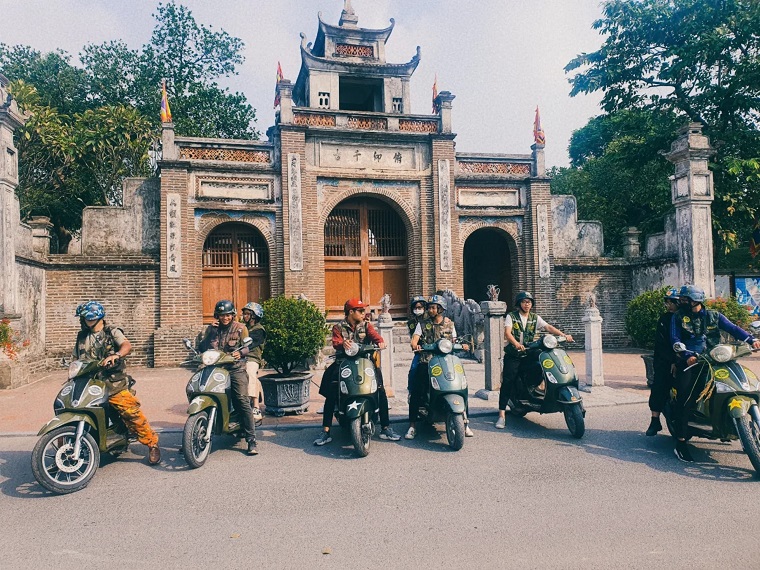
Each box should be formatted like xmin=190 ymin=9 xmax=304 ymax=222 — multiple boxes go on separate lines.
xmin=324 ymin=197 xmax=408 ymax=319
xmin=202 ymin=223 xmax=270 ymax=323
xmin=463 ymin=228 xmax=513 ymax=305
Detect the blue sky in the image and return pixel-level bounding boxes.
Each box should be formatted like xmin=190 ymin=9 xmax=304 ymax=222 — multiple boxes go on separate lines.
xmin=0 ymin=0 xmax=606 ymax=167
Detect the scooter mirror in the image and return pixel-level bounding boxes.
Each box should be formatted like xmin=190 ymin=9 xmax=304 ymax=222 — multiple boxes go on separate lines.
xmin=673 ymin=342 xmax=687 ymax=353
xmin=182 ymin=338 xmax=194 ymax=350
xmin=749 ymin=321 xmax=760 ymax=334
xmin=242 ymin=336 xmax=253 ymax=347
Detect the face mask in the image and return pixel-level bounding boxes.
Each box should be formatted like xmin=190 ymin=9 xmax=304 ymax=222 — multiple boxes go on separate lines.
xmin=413 ymin=308 xmax=424 ymax=316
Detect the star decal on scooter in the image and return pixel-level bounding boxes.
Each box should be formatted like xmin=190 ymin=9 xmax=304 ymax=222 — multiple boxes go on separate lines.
xmin=347 ymin=401 xmax=360 ymax=411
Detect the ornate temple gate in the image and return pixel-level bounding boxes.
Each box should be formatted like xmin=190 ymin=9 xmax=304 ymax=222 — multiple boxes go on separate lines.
xmin=324 ymin=198 xmax=408 ymax=319
xmin=202 ymin=223 xmax=270 ymax=323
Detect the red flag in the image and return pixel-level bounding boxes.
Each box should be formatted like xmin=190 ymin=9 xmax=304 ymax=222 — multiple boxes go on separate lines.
xmin=533 ymin=106 xmax=545 ymax=146
xmin=751 ymin=214 xmax=760 ymax=258
xmin=160 ymin=79 xmax=172 ymax=123
xmin=432 ymin=74 xmax=440 ymax=114
xmin=274 ymin=62 xmax=284 ymax=108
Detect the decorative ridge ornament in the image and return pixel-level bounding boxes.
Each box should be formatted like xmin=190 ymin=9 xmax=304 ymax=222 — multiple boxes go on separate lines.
xmin=339 ymin=0 xmax=358 ymax=27
xmin=160 ymin=79 xmax=172 ymax=123
xmin=533 ymin=105 xmax=545 ymax=146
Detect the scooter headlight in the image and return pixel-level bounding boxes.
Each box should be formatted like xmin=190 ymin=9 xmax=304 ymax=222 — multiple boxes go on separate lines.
xmin=546 ymin=371 xmax=558 ymax=384
xmin=370 ymin=378 xmax=377 ymax=392
xmin=340 ymin=381 xmax=349 ymax=394
xmin=345 ymin=342 xmax=360 ymax=357
xmin=68 ymin=360 xmax=86 ymax=380
xmin=709 ymin=345 xmax=733 ymax=363
xmin=430 ymin=377 xmax=441 ymax=390
xmin=714 ymin=381 xmax=734 ymax=393
xmin=542 ymin=335 xmax=558 ymax=350
xmin=437 ymin=339 xmax=453 ymax=354
xmin=201 ymin=350 xmax=222 ymax=366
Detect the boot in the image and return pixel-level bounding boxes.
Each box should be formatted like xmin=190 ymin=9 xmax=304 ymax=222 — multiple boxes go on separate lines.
xmin=645 ymin=416 xmax=662 ymax=437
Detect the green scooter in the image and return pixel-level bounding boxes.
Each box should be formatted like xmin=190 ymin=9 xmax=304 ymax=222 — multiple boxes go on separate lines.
xmin=181 ymin=336 xmax=252 ymax=468
xmin=32 ymin=359 xmax=134 ymax=494
xmin=665 ymin=331 xmax=760 ymax=473
xmin=415 ymin=338 xmax=469 ymax=451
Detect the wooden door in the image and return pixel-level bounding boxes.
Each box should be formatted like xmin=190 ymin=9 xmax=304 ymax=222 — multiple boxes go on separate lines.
xmin=324 ymin=198 xmax=407 ymax=319
xmin=202 ymin=223 xmax=270 ymax=323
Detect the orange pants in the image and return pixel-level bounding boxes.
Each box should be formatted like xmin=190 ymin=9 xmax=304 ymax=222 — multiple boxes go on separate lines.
xmin=108 ymin=389 xmax=159 ymax=448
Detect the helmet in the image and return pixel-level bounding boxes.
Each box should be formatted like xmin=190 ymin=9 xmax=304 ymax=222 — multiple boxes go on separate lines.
xmin=514 ymin=291 xmax=535 ymax=307
xmin=75 ymin=302 xmax=88 ymax=317
xmin=344 ymin=298 xmax=367 ymax=312
xmin=79 ymin=301 xmax=105 ymax=321
xmin=409 ymin=295 xmax=427 ymax=311
xmin=427 ymin=295 xmax=447 ymax=312
xmin=242 ymin=302 xmax=264 ymax=319
xmin=214 ymin=300 xmax=237 ymax=317
xmin=679 ymin=284 xmax=705 ymax=303
xmin=664 ymin=287 xmax=680 ymax=302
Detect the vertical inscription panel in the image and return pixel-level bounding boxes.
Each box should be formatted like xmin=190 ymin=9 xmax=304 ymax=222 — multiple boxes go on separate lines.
xmin=438 ymin=159 xmax=452 ymax=271
xmin=288 ymin=153 xmax=303 ymax=271
xmin=166 ymin=193 xmax=182 ymax=278
xmin=537 ymin=204 xmax=550 ymax=278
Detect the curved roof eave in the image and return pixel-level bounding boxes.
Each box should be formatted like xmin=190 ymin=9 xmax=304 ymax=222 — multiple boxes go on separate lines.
xmin=299 ymin=43 xmax=421 ymax=77
xmin=317 ymin=12 xmax=395 ymax=42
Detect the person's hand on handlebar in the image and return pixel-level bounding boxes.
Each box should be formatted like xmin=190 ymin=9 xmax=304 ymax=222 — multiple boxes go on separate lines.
xmin=686 ymin=356 xmax=697 ymax=366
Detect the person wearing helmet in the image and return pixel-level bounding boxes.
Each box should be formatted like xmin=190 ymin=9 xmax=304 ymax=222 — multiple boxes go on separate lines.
xmin=314 ymin=298 xmax=401 ymax=446
xmin=405 ymin=296 xmax=427 ymax=395
xmin=670 ymin=285 xmax=760 ymax=462
xmin=495 ymin=291 xmax=573 ymax=429
xmin=645 ymin=287 xmax=681 ymax=437
xmin=241 ymin=302 xmax=266 ymax=422
xmin=199 ymin=300 xmax=259 ymax=455
xmin=407 ymin=294 xmax=472 ymax=439
xmin=72 ymin=301 xmax=161 ymax=465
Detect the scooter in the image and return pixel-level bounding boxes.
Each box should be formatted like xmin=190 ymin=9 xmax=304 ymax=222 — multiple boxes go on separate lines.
xmin=508 ymin=335 xmax=586 ymax=438
xmin=333 ymin=342 xmax=382 ymax=457
xmin=664 ymin=331 xmax=760 ymax=473
xmin=31 ymin=359 xmax=134 ymax=494
xmin=414 ymin=338 xmax=469 ymax=451
xmin=181 ymin=336 xmax=252 ymax=468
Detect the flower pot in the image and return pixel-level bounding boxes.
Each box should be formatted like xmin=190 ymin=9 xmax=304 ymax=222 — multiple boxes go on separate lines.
xmin=640 ymin=354 xmax=654 ymax=386
xmin=260 ymin=372 xmax=312 ymax=416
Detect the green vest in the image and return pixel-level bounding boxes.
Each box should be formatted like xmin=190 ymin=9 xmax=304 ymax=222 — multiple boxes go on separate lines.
xmin=337 ymin=320 xmax=369 ymax=351
xmin=419 ymin=317 xmax=455 ymax=362
xmin=247 ymin=322 xmax=266 ymax=365
xmin=75 ymin=325 xmax=128 ymax=392
xmin=505 ymin=311 xmax=538 ymax=358
xmin=678 ymin=309 xmax=721 ymax=349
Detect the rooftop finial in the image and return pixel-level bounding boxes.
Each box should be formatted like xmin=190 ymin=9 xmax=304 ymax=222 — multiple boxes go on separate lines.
xmin=339 ymin=0 xmax=359 ymax=27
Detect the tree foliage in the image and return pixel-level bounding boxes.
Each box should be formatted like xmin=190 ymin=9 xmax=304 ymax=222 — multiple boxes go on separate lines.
xmin=0 ymin=2 xmax=259 ymax=249
xmin=564 ymin=0 xmax=760 ymax=256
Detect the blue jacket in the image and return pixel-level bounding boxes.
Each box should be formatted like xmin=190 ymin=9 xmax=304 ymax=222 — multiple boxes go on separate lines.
xmin=670 ymin=308 xmax=755 ymax=361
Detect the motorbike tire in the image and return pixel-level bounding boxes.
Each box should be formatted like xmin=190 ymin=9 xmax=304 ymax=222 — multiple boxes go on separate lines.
xmin=183 ymin=411 xmax=212 ymax=469
xmin=564 ymin=404 xmax=585 ymax=439
xmin=735 ymin=412 xmax=760 ymax=475
xmin=349 ymin=417 xmax=370 ymax=457
xmin=446 ymin=413 xmax=466 ymax=451
xmin=31 ymin=426 xmax=100 ymax=494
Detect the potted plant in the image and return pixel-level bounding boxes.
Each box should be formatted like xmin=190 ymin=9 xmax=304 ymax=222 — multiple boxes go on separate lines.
xmin=259 ymin=296 xmax=326 ymax=416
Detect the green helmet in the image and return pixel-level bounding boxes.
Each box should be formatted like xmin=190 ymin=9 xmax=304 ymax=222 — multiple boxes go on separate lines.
xmin=679 ymin=284 xmax=705 ymax=303
xmin=514 ymin=291 xmax=534 ymax=307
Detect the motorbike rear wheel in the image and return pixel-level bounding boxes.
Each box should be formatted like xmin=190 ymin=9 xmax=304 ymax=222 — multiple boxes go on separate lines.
xmin=31 ymin=426 xmax=100 ymax=494
xmin=564 ymin=404 xmax=585 ymax=439
xmin=183 ymin=411 xmax=212 ymax=468
xmin=446 ymin=413 xmax=465 ymax=451
xmin=349 ymin=417 xmax=371 ymax=457
xmin=735 ymin=412 xmax=760 ymax=474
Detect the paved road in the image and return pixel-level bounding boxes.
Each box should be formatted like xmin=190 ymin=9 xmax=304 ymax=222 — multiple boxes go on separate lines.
xmin=2 ymin=403 xmax=759 ymax=569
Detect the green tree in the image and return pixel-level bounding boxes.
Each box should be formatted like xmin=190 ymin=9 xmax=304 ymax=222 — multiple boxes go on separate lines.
xmin=565 ymin=0 xmax=760 ymax=255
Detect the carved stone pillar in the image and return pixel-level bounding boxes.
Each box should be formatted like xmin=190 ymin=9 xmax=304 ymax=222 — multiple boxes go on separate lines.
xmin=277 ymin=80 xmax=294 ymax=125
xmin=665 ymin=123 xmax=716 ymax=297
xmin=480 ymin=301 xmax=507 ymax=391
xmin=582 ymin=303 xmax=604 ymax=386
xmin=531 ymin=143 xmax=546 ymax=177
xmin=28 ymin=216 xmax=53 ymax=255
xmin=437 ymin=91 xmax=455 ymax=134
xmin=623 ymin=226 xmax=641 ymax=258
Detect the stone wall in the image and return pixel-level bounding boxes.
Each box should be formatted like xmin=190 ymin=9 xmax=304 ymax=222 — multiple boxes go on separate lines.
xmin=551 ymin=195 xmax=604 ymax=257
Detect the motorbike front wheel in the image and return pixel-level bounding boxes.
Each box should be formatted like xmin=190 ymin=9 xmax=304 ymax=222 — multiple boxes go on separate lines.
xmin=735 ymin=412 xmax=760 ymax=474
xmin=446 ymin=413 xmax=465 ymax=451
xmin=31 ymin=426 xmax=100 ymax=494
xmin=564 ymin=404 xmax=585 ymax=439
xmin=183 ymin=411 xmax=212 ymax=468
xmin=349 ymin=417 xmax=371 ymax=457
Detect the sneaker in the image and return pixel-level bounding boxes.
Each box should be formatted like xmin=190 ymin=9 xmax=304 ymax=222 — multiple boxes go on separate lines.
xmin=645 ymin=417 xmax=662 ymax=437
xmin=247 ymin=440 xmax=259 ymax=456
xmin=314 ymin=431 xmax=332 ymax=446
xmin=674 ymin=440 xmax=694 ymax=462
xmin=465 ymin=425 xmax=474 ymax=437
xmin=495 ymin=417 xmax=506 ymax=429
xmin=379 ymin=426 xmax=401 ymax=441
xmin=404 ymin=427 xmax=416 ymax=440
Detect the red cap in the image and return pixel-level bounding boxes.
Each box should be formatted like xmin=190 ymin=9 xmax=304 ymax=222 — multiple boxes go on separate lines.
xmin=344 ymin=298 xmax=367 ymax=312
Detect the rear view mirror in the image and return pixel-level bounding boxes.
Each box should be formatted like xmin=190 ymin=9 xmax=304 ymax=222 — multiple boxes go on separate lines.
xmin=749 ymin=321 xmax=760 ymax=334
xmin=242 ymin=337 xmax=253 ymax=347
xmin=182 ymin=338 xmax=193 ymax=350
xmin=673 ymin=342 xmax=687 ymax=353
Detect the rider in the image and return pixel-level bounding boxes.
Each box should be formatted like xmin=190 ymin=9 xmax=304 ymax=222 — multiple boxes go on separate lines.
xmin=645 ymin=287 xmax=680 ymax=437
xmin=406 ymin=296 xmax=428 ymax=398
xmin=670 ymin=284 xmax=760 ymax=462
xmin=72 ymin=301 xmax=161 ymax=465
xmin=241 ymin=302 xmax=266 ymax=421
xmin=199 ymin=300 xmax=259 ymax=456
xmin=314 ymin=298 xmax=401 ymax=446
xmin=495 ymin=291 xmax=573 ymax=429
xmin=407 ymin=294 xmax=473 ymax=440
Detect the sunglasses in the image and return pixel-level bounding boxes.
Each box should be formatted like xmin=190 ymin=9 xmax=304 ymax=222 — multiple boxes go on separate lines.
xmin=353 ymin=308 xmax=366 ymax=313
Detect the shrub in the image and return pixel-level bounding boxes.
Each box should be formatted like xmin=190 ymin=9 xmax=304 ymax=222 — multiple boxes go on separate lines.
xmin=261 ymin=296 xmax=326 ymax=375
xmin=705 ymin=296 xmax=753 ymax=331
xmin=625 ymin=286 xmax=672 ymax=349
xmin=0 ymin=318 xmax=28 ymax=360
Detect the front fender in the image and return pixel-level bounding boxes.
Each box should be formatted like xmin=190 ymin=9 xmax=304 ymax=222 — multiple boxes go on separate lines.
xmin=37 ymin=413 xmax=98 ymax=437
xmin=557 ymin=386 xmax=582 ymax=405
xmin=441 ymin=394 xmax=467 ymax=414
xmin=344 ymin=398 xmax=369 ymax=420
xmin=187 ymin=395 xmax=218 ymax=415
xmin=727 ymin=397 xmax=754 ymax=419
